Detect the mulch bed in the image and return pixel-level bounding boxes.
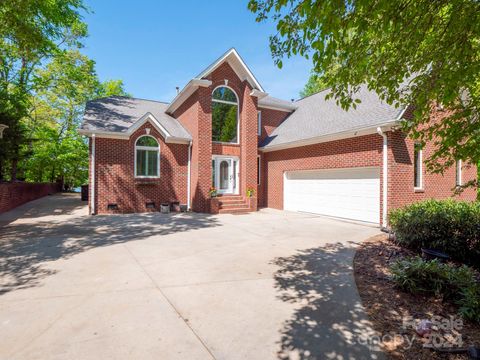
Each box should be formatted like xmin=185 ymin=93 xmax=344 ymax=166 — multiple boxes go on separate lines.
xmin=353 ymin=234 xmax=480 ymax=359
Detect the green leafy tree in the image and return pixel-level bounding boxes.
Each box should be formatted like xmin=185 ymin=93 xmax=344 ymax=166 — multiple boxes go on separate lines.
xmin=0 ymin=0 xmax=88 ymax=180
xmin=249 ymin=0 xmax=480 ymax=178
xmin=300 ymin=71 xmax=328 ymax=98
xmin=98 ymin=79 xmax=130 ymax=98
xmin=21 ymin=50 xmax=129 ymax=189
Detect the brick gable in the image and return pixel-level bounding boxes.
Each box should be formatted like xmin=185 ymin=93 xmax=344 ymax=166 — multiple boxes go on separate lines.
xmin=90 ymin=121 xmax=188 ymax=214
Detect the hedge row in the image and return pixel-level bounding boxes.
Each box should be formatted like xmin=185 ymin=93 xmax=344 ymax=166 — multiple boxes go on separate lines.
xmin=389 ymin=199 xmax=480 ymax=266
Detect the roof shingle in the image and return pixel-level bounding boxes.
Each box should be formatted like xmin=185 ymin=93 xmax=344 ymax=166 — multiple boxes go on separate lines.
xmin=80 ymin=96 xmax=191 ymax=140
xmin=261 ymin=85 xmax=405 ymax=149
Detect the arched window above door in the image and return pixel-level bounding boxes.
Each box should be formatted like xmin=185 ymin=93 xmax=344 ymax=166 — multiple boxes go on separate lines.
xmin=211 ymin=86 xmax=238 ymax=143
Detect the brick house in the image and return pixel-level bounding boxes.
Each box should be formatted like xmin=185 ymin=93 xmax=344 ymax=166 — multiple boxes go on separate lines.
xmin=79 ymin=48 xmax=477 ymax=226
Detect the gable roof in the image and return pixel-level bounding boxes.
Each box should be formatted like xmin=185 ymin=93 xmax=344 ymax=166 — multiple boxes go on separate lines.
xmin=260 ymin=85 xmax=406 ymax=151
xmin=79 ymin=96 xmax=192 ymax=143
xmin=166 ymin=48 xmax=266 ymax=114
xmin=196 ymin=48 xmax=264 ymax=92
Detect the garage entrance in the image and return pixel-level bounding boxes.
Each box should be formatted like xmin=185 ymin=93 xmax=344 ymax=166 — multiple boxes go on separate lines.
xmin=284 ymin=167 xmax=380 ymax=224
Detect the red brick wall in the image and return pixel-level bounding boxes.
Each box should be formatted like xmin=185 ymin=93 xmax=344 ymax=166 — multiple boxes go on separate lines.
xmin=388 ymin=131 xmax=477 ymax=210
xmin=258 ymin=108 xmax=290 ymax=142
xmin=91 ymin=121 xmax=188 ymax=214
xmin=175 ymin=62 xmax=259 ymax=212
xmin=0 ymin=182 xmax=61 ymax=214
xmin=212 ymin=143 xmax=241 ymax=156
xmin=256 ymin=108 xmax=290 ymax=206
xmin=260 ymin=129 xmax=477 ymax=225
xmin=173 ymin=89 xmax=205 ymax=212
xmin=261 ymin=134 xmax=383 ymax=210
xmin=206 ymin=62 xmax=258 ymax=210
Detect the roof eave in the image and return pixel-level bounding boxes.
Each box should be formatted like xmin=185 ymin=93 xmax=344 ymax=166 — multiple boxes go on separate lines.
xmin=166 ymin=79 xmax=212 ymax=114
xmin=257 ymin=103 xmax=297 ymax=112
xmin=259 ymin=120 xmax=400 ymax=152
xmin=197 ymin=48 xmax=265 ymax=92
xmin=78 ymin=128 xmax=191 ymax=144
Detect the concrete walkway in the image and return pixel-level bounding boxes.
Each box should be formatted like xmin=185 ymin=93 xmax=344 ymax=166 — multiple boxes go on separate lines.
xmin=0 ymin=193 xmax=384 ymax=360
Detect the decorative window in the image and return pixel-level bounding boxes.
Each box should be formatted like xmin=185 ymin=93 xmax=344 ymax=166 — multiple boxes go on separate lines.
xmin=257 ymin=111 xmax=262 ymax=136
xmin=212 ymin=86 xmax=238 ymax=143
xmin=414 ymin=143 xmax=423 ymax=189
xmin=456 ymin=160 xmax=462 ymax=186
xmin=135 ymin=136 xmax=160 ymax=177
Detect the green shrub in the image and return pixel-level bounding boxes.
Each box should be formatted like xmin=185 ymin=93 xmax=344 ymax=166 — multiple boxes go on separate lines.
xmin=389 ymin=199 xmax=480 ymax=266
xmin=458 ymin=284 xmax=480 ymax=323
xmin=390 ymin=257 xmax=480 ymax=323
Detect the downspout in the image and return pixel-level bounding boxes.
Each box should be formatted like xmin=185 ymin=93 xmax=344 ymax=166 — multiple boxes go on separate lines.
xmin=187 ymin=141 xmax=192 ymax=210
xmin=91 ymin=134 xmax=96 ymax=215
xmin=377 ymin=127 xmax=388 ymax=228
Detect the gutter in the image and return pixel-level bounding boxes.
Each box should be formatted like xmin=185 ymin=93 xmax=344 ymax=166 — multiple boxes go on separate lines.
xmin=91 ymin=134 xmax=96 ymax=215
xmin=376 ymin=127 xmax=388 ymax=228
xmin=187 ymin=141 xmax=192 ymax=210
xmin=260 ymin=121 xmax=399 ymax=153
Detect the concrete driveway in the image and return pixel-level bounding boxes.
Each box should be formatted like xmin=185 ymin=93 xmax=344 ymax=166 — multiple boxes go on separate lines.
xmin=0 ymin=193 xmax=383 ymax=360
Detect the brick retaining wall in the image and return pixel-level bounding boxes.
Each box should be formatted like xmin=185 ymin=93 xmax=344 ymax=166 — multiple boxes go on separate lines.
xmin=0 ymin=182 xmax=61 ymax=214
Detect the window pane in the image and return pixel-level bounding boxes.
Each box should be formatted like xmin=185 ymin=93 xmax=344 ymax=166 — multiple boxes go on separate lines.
xmin=212 ymin=102 xmax=237 ymax=142
xmin=414 ymin=144 xmax=421 ymax=187
xmin=137 ymin=136 xmax=158 ymax=147
xmin=212 ymin=87 xmax=237 ymax=103
xmin=212 ymin=160 xmax=215 ymax=187
xmin=257 ymin=111 xmax=262 ymax=136
xmin=136 ymin=149 xmax=146 ymax=176
xmin=147 ymin=150 xmax=158 ymax=176
xmin=456 ymin=161 xmax=462 ymax=186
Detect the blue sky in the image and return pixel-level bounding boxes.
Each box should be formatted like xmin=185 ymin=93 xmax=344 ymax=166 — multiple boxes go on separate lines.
xmin=82 ymin=0 xmax=312 ymax=102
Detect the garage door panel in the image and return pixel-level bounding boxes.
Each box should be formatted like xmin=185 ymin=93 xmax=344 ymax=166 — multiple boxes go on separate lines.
xmin=284 ymin=168 xmax=380 ymax=224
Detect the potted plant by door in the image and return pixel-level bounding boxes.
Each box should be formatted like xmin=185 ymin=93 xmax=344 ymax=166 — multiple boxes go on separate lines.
xmin=246 ymin=186 xmax=256 ymax=209
xmin=209 ymin=187 xmax=217 ymax=198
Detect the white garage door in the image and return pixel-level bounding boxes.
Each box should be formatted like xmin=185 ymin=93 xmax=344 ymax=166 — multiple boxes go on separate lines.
xmin=284 ymin=167 xmax=380 ymax=224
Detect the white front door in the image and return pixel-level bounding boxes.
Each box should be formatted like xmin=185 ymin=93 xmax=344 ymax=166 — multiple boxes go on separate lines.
xmin=213 ymin=157 xmax=238 ymax=194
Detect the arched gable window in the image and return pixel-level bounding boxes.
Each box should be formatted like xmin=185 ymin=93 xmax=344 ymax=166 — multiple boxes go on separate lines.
xmin=212 ymin=86 xmax=238 ymax=143
xmin=135 ymin=135 xmax=160 ymax=177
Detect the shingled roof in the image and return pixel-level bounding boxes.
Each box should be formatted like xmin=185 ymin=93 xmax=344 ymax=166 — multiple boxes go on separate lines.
xmin=79 ymin=96 xmax=191 ymax=142
xmin=260 ymin=85 xmax=406 ymax=150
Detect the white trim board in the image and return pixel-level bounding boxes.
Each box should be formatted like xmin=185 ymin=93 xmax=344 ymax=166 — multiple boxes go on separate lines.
xmin=196 ymin=48 xmax=264 ymax=92
xmin=78 ymin=113 xmax=191 ymax=144
xmin=260 ymin=121 xmax=399 ymax=152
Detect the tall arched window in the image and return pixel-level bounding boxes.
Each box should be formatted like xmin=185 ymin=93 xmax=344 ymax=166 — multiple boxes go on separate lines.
xmin=135 ymin=136 xmax=160 ymax=177
xmin=212 ymin=86 xmax=238 ymax=143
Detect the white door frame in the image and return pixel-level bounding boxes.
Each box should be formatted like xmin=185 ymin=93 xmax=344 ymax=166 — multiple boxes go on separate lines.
xmin=212 ymin=155 xmax=239 ymax=195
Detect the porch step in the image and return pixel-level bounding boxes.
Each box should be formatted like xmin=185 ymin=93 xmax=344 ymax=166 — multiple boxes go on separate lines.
xmin=218 ymin=206 xmax=251 ymax=214
xmin=219 ymin=202 xmax=250 ymax=209
xmin=216 ymin=195 xmax=245 ymax=201
xmin=218 ymin=199 xmax=246 ymax=206
xmin=215 ymin=195 xmax=252 ymax=214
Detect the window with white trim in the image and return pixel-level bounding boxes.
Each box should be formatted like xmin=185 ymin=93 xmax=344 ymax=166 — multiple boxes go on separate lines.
xmin=413 ymin=143 xmax=423 ymax=189
xmin=456 ymin=160 xmax=462 ymax=186
xmin=212 ymin=86 xmax=238 ymax=143
xmin=257 ymin=111 xmax=262 ymax=136
xmin=135 ymin=136 xmax=160 ymax=177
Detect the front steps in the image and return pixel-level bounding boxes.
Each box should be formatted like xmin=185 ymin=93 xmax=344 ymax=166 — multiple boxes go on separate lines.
xmin=216 ymin=195 xmax=252 ymax=214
